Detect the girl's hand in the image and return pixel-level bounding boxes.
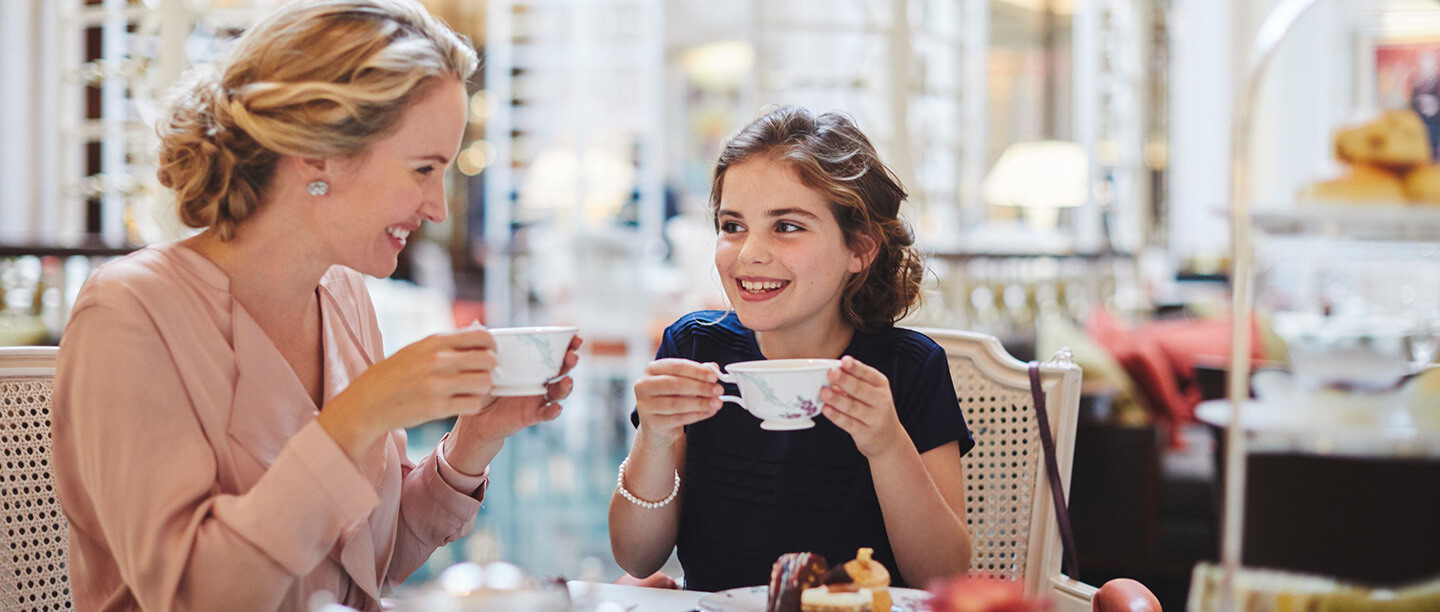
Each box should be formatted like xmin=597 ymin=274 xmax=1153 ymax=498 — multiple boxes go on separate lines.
xmin=320 ymin=327 xmax=498 ymax=459
xmin=633 ymin=358 xmax=725 ymax=446
xmin=820 ymin=356 xmax=907 ymax=458
xmin=445 ymin=335 xmax=583 ymax=474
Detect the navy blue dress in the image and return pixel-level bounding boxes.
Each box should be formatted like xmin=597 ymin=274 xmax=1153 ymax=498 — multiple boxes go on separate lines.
xmin=631 ymin=311 xmax=974 ymax=591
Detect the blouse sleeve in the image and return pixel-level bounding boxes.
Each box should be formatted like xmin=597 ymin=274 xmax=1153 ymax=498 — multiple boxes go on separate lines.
xmin=896 ymin=344 xmax=975 ymax=457
xmin=53 ymin=296 xmax=378 ymax=612
xmin=332 ymin=273 xmax=485 ymax=586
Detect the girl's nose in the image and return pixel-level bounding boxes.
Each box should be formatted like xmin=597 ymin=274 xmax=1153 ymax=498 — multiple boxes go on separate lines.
xmin=738 ymin=234 xmax=771 ymax=264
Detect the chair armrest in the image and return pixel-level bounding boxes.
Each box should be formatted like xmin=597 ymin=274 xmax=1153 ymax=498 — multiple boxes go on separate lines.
xmin=1092 ymin=578 xmax=1162 ymax=612
xmin=1048 ymin=575 xmax=1097 ymax=612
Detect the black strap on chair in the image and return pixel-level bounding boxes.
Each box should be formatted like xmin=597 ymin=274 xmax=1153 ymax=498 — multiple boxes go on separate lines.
xmin=1029 ymin=361 xmax=1080 ymax=579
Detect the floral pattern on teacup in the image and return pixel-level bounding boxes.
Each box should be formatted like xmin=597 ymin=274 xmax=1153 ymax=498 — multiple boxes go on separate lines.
xmin=741 ymin=374 xmax=823 ymax=417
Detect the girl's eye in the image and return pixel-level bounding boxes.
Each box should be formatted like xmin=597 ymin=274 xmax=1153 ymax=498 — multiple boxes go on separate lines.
xmin=417 ymin=166 xmax=437 ymax=176
xmin=776 ymin=221 xmax=803 ymax=233
xmin=719 ymin=221 xmax=744 ymax=234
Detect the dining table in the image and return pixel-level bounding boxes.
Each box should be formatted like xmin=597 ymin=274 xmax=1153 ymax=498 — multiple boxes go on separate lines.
xmin=566 ymin=581 xmax=706 ymax=611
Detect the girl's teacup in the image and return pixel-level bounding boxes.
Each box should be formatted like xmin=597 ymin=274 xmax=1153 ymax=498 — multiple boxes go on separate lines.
xmin=713 ymin=359 xmax=842 ymax=430
xmin=489 ymin=326 xmax=577 ymax=397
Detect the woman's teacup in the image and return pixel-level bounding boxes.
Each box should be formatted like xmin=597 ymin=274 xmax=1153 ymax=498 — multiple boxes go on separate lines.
xmin=489 ymin=326 xmax=577 ymax=397
xmin=713 ymin=359 xmax=841 ymax=430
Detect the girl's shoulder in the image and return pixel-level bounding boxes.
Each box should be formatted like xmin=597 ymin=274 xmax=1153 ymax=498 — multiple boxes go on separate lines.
xmin=856 ymin=325 xmax=947 ymax=367
xmin=666 ymin=310 xmax=746 ymax=339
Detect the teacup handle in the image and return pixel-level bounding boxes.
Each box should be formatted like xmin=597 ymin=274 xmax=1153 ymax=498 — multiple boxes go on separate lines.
xmin=708 ymin=364 xmax=744 ymax=407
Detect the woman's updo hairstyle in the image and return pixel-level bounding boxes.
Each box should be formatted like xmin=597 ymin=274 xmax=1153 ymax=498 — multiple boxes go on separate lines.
xmin=710 ymin=106 xmax=925 ymax=331
xmin=156 ymin=0 xmax=478 ymax=240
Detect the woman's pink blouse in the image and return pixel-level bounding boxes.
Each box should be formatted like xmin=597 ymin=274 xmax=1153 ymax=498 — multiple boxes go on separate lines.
xmin=51 ymin=243 xmax=487 ymax=611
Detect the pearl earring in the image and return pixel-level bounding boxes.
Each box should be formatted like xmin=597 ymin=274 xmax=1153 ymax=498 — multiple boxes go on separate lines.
xmin=307 ymin=181 xmax=329 ymax=196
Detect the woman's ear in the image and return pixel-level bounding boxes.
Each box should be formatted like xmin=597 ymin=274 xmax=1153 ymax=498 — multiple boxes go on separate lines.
xmin=848 ymin=233 xmax=880 ymax=274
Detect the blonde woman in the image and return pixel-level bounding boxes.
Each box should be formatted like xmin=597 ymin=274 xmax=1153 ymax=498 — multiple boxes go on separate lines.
xmin=49 ymin=2 xmax=579 ymax=610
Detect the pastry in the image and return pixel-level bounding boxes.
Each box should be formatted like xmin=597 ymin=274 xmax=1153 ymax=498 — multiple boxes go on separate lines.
xmin=768 ymin=552 xmax=830 ymax=612
xmin=800 ymin=585 xmax=874 ymax=612
xmin=1404 ymin=164 xmax=1440 ymax=204
xmin=824 ymin=548 xmax=892 ymax=612
xmin=1333 ymin=109 xmax=1432 ymax=169
xmin=1298 ymin=163 xmax=1407 ymax=204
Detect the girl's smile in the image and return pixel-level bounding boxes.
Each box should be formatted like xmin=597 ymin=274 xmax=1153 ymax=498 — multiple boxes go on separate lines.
xmin=714 ymin=156 xmax=871 ymax=357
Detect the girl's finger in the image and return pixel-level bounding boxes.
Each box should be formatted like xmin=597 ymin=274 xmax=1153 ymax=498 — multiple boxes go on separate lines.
xmin=641 ymin=395 xmax=723 ymax=416
xmin=839 ymin=356 xmax=888 ymax=387
xmin=820 ymin=386 xmax=876 ymax=429
xmin=639 ymin=376 xmax=724 ymax=399
xmin=822 ymin=404 xmax=861 ymax=434
xmin=644 ymin=359 xmax=720 ymax=382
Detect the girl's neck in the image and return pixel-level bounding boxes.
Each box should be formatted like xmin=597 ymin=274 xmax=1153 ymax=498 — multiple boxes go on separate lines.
xmin=752 ymin=310 xmax=856 ymax=360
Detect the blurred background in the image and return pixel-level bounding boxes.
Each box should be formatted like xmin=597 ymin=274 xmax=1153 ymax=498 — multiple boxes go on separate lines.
xmin=3 ymin=0 xmax=1440 ymax=608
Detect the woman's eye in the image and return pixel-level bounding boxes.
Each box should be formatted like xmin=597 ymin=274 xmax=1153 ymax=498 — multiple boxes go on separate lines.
xmin=776 ymin=221 xmax=803 ymax=233
xmin=417 ymin=166 xmax=437 ymax=176
xmin=719 ymin=221 xmax=744 ymax=234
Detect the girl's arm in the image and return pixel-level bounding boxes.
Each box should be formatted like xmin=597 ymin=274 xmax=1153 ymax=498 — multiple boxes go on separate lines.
xmin=608 ymin=358 xmax=723 ymax=577
xmin=820 ymin=356 xmax=971 ymax=586
xmin=867 ymin=440 xmax=970 ymax=586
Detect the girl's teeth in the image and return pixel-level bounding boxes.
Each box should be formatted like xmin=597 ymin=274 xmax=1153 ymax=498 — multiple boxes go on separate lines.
xmin=387 ymin=227 xmax=410 ymax=241
xmin=741 ymin=280 xmax=785 ymax=292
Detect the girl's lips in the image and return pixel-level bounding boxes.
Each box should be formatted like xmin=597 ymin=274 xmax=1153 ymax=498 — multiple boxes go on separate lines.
xmin=735 ymin=278 xmax=789 ymax=302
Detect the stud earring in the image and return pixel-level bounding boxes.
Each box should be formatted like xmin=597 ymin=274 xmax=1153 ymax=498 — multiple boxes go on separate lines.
xmin=307 ymin=181 xmax=329 ymax=196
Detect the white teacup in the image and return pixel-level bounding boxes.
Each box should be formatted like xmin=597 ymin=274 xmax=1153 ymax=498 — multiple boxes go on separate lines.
xmin=714 ymin=358 xmax=842 ymax=430
xmin=489 ymin=326 xmax=577 ymax=397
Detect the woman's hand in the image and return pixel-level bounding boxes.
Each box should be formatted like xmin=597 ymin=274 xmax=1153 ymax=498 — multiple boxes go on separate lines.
xmin=319 ymin=327 xmax=498 ymax=461
xmin=820 ymin=356 xmax=907 ymax=458
xmin=443 ymin=335 xmax=584 ymax=474
xmin=633 ymin=359 xmax=724 ymax=446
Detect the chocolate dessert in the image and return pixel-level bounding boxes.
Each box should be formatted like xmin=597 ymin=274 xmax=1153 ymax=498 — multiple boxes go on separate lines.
xmin=767 ymin=552 xmax=830 ymax=612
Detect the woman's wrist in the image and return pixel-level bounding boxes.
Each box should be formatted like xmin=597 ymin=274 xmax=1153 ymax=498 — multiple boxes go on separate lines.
xmin=316 ymin=406 xmax=382 ymax=463
xmin=443 ymin=428 xmax=503 ymax=475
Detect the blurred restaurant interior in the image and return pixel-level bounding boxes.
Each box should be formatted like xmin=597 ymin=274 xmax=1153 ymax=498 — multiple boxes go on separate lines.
xmin=2 ymin=0 xmax=1440 ymax=609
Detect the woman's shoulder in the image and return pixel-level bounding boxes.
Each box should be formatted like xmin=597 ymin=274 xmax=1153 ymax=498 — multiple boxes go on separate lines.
xmin=78 ymin=244 xmax=214 ymax=310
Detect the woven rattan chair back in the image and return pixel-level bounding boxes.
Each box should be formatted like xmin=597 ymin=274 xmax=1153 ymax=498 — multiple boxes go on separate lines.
xmin=911 ymin=328 xmax=1081 ymax=597
xmin=0 ymin=346 xmax=70 ymax=611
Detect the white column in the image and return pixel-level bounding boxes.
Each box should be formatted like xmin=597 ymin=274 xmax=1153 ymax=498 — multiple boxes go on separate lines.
xmin=1071 ymin=0 xmax=1101 ymax=252
xmin=0 ymin=0 xmax=35 ymax=242
xmin=960 ymin=0 xmax=988 ymax=228
xmin=1167 ymin=0 xmax=1234 ymax=259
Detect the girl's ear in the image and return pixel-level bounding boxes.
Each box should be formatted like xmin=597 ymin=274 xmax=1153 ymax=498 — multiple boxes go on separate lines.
xmin=848 ymin=233 xmax=880 ymax=274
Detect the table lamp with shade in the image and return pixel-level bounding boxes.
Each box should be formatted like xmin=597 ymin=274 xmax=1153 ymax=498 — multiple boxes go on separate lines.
xmin=982 ymin=140 xmax=1090 ymax=236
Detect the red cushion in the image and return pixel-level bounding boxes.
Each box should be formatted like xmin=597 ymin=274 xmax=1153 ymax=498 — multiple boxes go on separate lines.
xmin=1086 ymin=309 xmax=1198 ymax=445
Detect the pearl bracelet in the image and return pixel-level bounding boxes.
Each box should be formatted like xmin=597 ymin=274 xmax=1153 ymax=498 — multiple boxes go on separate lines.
xmin=616 ymin=457 xmax=680 ymax=509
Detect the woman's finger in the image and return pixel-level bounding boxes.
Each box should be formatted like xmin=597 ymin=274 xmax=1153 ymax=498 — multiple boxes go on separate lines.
xmin=545 ymin=376 xmax=575 ymax=402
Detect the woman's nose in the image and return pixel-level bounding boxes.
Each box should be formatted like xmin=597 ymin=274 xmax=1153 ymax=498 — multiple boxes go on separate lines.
xmin=421 ymin=186 xmax=448 ymax=223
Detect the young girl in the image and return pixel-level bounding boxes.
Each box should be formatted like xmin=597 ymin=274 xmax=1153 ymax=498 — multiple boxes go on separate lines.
xmin=609 ymin=106 xmax=974 ymax=592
